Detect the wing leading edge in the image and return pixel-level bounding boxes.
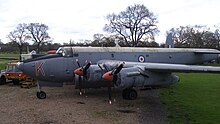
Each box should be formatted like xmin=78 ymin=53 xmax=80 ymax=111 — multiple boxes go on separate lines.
xmin=141 ymin=63 xmax=220 ymax=73
xmin=194 ymin=49 xmax=220 ymax=54
xmin=98 ymin=60 xmax=220 ymax=73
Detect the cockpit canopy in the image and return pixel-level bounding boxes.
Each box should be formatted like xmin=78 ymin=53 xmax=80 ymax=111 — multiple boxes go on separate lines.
xmin=56 ymin=47 xmax=73 ymax=57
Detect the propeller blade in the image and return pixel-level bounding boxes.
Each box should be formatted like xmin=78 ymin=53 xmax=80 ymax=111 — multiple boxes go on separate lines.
xmin=101 ymin=63 xmax=124 ymax=104
xmin=113 ymin=64 xmax=123 ymax=75
xmin=102 ymin=63 xmax=124 ymax=104
xmin=78 ymin=75 xmax=82 ymax=95
xmin=103 ymin=64 xmax=110 ymax=72
xmin=108 ymin=85 xmax=112 ymax=104
xmin=98 ymin=64 xmax=104 ymax=71
xmin=84 ymin=62 xmax=91 ymax=71
xmin=102 ymin=63 xmax=124 ymax=82
xmin=76 ymin=59 xmax=81 ymax=67
xmin=74 ymin=60 xmax=91 ymax=95
xmin=74 ymin=63 xmax=91 ymax=77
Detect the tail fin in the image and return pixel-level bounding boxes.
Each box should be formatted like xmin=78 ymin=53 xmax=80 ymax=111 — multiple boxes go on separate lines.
xmin=165 ymin=33 xmax=174 ymax=48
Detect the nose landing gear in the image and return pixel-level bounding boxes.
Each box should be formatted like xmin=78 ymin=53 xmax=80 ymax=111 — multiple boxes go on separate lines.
xmin=37 ymin=91 xmax=47 ymax=99
xmin=36 ymin=82 xmax=47 ymax=99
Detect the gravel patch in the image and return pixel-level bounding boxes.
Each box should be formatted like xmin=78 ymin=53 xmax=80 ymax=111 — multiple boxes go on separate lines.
xmin=0 ymin=84 xmax=167 ymax=124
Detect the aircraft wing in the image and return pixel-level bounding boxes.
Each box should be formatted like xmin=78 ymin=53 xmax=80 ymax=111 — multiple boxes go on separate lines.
xmin=97 ymin=60 xmax=220 ymax=73
xmin=194 ymin=49 xmax=220 ymax=54
xmin=138 ymin=62 xmax=220 ymax=73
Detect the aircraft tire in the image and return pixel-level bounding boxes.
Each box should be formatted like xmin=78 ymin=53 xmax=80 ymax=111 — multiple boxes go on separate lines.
xmin=126 ymin=88 xmax=137 ymax=100
xmin=122 ymin=88 xmax=138 ymax=100
xmin=36 ymin=91 xmax=47 ymax=99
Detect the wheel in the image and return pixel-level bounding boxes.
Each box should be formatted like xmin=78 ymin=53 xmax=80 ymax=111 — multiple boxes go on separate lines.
xmin=127 ymin=89 xmax=137 ymax=100
xmin=0 ymin=76 xmax=6 ymax=85
xmin=36 ymin=91 xmax=47 ymax=99
xmin=123 ymin=88 xmax=137 ymax=100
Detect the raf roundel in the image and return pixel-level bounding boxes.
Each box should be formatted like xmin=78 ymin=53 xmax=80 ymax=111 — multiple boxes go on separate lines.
xmin=138 ymin=55 xmax=145 ymax=63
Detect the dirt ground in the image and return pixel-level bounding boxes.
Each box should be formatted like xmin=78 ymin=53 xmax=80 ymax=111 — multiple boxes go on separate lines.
xmin=0 ymin=84 xmax=167 ymax=124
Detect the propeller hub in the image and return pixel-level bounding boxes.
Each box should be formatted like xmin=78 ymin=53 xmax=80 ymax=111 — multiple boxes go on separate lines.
xmin=102 ymin=71 xmax=113 ymax=81
xmin=74 ymin=68 xmax=84 ymax=76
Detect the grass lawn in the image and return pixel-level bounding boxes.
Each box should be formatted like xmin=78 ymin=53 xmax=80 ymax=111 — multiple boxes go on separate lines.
xmin=0 ymin=53 xmax=19 ymax=70
xmin=0 ymin=53 xmax=19 ymax=58
xmin=160 ymin=73 xmax=220 ymax=124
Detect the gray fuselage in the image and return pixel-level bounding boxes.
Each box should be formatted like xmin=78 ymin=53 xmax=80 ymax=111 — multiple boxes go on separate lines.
xmin=18 ymin=47 xmax=220 ymax=84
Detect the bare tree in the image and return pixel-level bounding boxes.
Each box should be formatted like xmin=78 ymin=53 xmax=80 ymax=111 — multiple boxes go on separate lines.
xmin=92 ymin=33 xmax=105 ymax=46
xmin=27 ymin=23 xmax=52 ymax=53
xmin=91 ymin=34 xmax=116 ymax=47
xmin=169 ymin=25 xmax=219 ymax=49
xmin=7 ymin=23 xmax=28 ymax=60
xmin=214 ymin=27 xmax=220 ymax=49
xmin=104 ymin=4 xmax=159 ymax=47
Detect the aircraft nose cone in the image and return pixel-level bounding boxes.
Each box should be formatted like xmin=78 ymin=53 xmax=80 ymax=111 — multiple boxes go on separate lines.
xmin=16 ymin=62 xmax=24 ymax=71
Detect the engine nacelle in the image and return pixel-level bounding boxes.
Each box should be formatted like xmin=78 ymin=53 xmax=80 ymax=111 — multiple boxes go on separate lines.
xmin=115 ymin=67 xmax=180 ymax=89
xmin=114 ymin=67 xmax=145 ymax=88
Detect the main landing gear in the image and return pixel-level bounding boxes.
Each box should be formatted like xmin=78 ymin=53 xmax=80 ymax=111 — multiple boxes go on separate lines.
xmin=36 ymin=82 xmax=47 ymax=99
xmin=122 ymin=88 xmax=137 ymax=100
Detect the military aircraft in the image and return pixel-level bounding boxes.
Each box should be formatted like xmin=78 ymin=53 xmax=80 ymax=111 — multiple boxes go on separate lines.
xmin=17 ymin=46 xmax=220 ymax=104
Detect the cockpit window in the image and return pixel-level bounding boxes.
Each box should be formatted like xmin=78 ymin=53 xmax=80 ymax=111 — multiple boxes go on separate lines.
xmin=56 ymin=47 xmax=64 ymax=54
xmin=56 ymin=47 xmax=73 ymax=57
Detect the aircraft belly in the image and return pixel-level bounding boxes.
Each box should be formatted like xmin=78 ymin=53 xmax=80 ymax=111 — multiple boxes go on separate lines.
xmin=75 ymin=75 xmax=109 ymax=89
xmin=144 ymin=73 xmax=179 ymax=87
xmin=38 ymin=81 xmax=63 ymax=87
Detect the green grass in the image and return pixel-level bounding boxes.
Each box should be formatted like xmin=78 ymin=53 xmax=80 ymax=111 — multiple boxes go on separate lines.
xmin=0 ymin=53 xmax=19 ymax=58
xmin=160 ymin=73 xmax=220 ymax=124
xmin=0 ymin=53 xmax=19 ymax=70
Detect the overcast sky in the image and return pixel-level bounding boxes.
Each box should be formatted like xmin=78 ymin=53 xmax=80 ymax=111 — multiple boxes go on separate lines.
xmin=1 ymin=0 xmax=220 ymax=44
